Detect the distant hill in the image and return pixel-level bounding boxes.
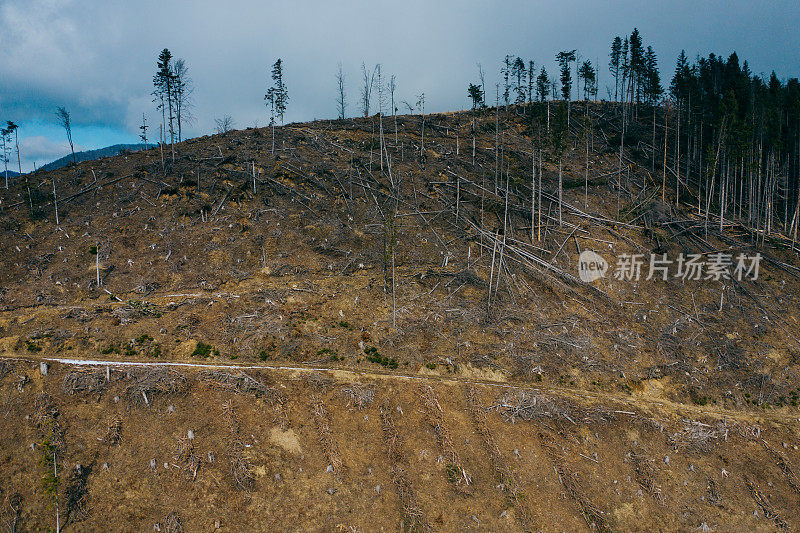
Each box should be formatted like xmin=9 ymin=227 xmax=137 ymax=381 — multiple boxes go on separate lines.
xmin=38 ymin=143 xmax=154 ymax=172
xmin=0 ymin=170 xmax=20 ymax=179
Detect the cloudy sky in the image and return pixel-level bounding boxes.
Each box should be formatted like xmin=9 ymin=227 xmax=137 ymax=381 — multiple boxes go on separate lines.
xmin=2 ymin=0 xmax=799 ymax=172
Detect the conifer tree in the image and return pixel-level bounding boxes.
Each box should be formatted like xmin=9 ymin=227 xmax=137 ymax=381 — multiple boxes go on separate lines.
xmin=610 ymin=36 xmax=622 ymax=101
xmin=271 ymin=59 xmax=288 ymax=124
xmin=556 ymin=50 xmax=576 ymax=127
xmin=152 ymin=48 xmax=176 ymax=160
xmin=536 ymin=67 xmax=550 ymax=102
xmin=511 ymin=57 xmax=527 ymax=105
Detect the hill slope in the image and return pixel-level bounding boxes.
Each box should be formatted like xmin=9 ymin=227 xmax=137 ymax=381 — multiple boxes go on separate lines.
xmin=1 ymin=103 xmax=799 ymax=531
xmin=38 ymin=143 xmax=155 ymax=172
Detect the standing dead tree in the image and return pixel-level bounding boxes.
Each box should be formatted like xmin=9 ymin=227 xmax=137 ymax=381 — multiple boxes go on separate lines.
xmin=336 ymin=62 xmax=347 ymax=120
xmin=360 ymin=63 xmax=377 ymax=117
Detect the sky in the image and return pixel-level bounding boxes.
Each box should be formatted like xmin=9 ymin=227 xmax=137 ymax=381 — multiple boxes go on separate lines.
xmin=1 ymin=0 xmax=799 ymax=172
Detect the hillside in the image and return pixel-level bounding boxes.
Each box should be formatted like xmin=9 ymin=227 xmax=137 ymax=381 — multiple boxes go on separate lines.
xmin=37 ymin=143 xmax=155 ymax=173
xmin=1 ymin=103 xmax=800 ymax=531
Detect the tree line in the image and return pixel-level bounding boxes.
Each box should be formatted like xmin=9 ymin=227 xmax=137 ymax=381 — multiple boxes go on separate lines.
xmin=667 ymin=49 xmax=800 ymax=246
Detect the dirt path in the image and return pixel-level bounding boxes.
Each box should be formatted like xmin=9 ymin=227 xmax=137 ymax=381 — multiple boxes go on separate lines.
xmin=4 ymin=353 xmax=798 ymax=427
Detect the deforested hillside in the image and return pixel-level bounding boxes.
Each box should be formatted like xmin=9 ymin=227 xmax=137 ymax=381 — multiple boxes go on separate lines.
xmin=1 ymin=102 xmax=800 ymax=531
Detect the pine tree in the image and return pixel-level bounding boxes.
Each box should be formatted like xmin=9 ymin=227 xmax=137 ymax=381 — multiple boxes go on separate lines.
xmin=467 ymin=83 xmax=484 ymax=110
xmin=152 ymin=49 xmax=176 ymax=160
xmin=139 ymin=114 xmax=148 ymax=145
xmin=578 ymin=61 xmax=596 ymax=100
xmin=1 ymin=126 xmax=10 ymax=188
xmin=644 ymin=46 xmax=662 ymax=103
xmin=556 ymin=50 xmax=576 ymax=102
xmin=511 ymin=57 xmax=527 ymax=105
xmin=628 ymin=29 xmax=644 ymax=104
xmin=556 ymin=50 xmax=576 ymax=127
xmin=610 ymin=36 xmax=622 ymax=101
xmin=271 ymin=59 xmax=288 ymax=124
xmin=527 ymin=61 xmax=536 ymax=104
xmin=536 ymin=67 xmax=550 ymax=102
xmin=502 ymin=55 xmax=513 ymax=108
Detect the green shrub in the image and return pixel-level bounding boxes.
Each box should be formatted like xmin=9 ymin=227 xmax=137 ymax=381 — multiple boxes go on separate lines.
xmin=25 ymin=340 xmax=42 ymax=352
xmin=364 ymin=346 xmax=398 ymax=369
xmin=191 ymin=341 xmax=218 ymax=358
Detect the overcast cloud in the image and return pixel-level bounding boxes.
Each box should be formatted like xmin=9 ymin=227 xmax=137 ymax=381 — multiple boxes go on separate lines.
xmin=2 ymin=0 xmax=799 ymax=171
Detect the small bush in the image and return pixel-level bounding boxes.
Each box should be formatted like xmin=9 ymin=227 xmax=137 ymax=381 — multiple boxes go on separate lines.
xmin=191 ymin=341 xmax=218 ymax=358
xmin=364 ymin=346 xmax=398 ymax=369
xmin=135 ymin=334 xmax=153 ymax=344
xmin=25 ymin=340 xmax=42 ymax=352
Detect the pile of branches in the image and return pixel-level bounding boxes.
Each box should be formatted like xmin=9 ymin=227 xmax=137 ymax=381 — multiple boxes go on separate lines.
xmin=0 ymin=360 xmax=13 ymax=380
xmin=301 ymin=371 xmax=334 ymax=389
xmin=174 ymin=437 xmax=201 ymax=482
xmin=312 ymin=396 xmax=344 ymax=480
xmin=201 ymin=370 xmax=269 ymax=397
xmin=33 ymin=393 xmax=65 ymax=451
xmin=490 ymin=390 xmax=576 ymax=424
xmin=465 ymin=387 xmax=533 ymax=531
xmin=340 ymin=384 xmax=374 ymax=410
xmin=222 ymin=401 xmax=254 ymax=491
xmin=419 ymin=385 xmax=472 ymax=493
xmin=379 ymin=402 xmax=431 ymax=532
xmin=124 ymin=368 xmax=188 ymax=408
xmin=63 ymin=369 xmax=107 ymax=395
xmin=667 ymin=419 xmax=725 ymax=452
xmin=103 ymin=415 xmax=123 ymax=446
xmin=630 ymin=453 xmax=663 ymax=502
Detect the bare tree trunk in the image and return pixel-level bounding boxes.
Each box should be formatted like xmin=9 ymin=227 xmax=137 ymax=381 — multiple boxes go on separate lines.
xmin=54 ymin=449 xmax=60 ymax=533
xmin=531 ymin=143 xmax=536 ymax=242
xmin=663 ymin=106 xmax=668 ymax=202
xmin=558 ymin=158 xmax=563 ymax=226
xmin=585 ymin=121 xmax=589 ymax=208
xmin=538 ymin=149 xmax=543 ymax=241
xmin=53 ymin=178 xmax=59 ymax=225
